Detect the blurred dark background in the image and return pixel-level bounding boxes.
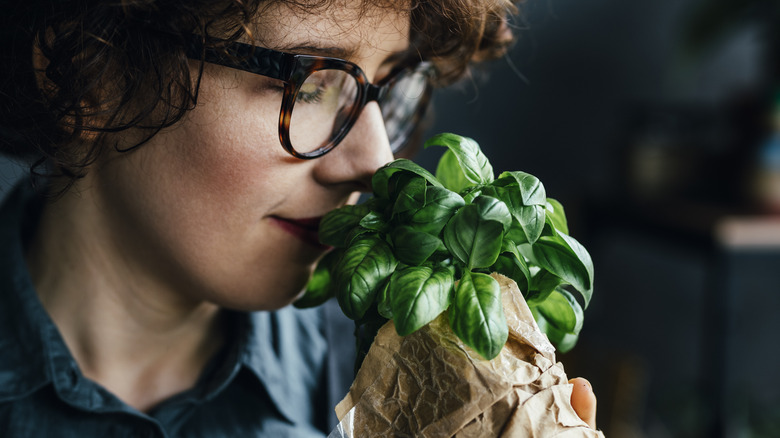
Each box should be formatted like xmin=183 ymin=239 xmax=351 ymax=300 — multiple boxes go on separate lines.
xmin=2 ymin=0 xmax=779 ymax=436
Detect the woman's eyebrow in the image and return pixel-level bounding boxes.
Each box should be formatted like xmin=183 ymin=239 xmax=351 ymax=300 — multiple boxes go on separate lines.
xmin=277 ymin=43 xmax=356 ymax=59
xmin=277 ymin=42 xmax=411 ymax=63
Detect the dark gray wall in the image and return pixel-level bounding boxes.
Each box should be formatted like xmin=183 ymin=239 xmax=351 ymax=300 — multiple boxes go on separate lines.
xmin=418 ymin=0 xmax=764 ymax=201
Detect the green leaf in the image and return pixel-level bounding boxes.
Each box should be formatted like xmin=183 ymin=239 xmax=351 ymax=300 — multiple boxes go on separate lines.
xmin=372 ymin=159 xmax=441 ymax=200
xmin=377 ymin=282 xmax=393 ymax=319
xmin=526 ymin=269 xmax=563 ymax=306
xmin=484 ymin=184 xmax=545 ymax=244
xmin=405 ymin=186 xmax=465 ymax=235
xmin=434 ymin=149 xmax=472 ymax=193
xmin=443 ymin=204 xmax=503 ymax=270
xmin=319 ymin=204 xmax=370 ymax=247
xmin=389 ymin=265 xmax=454 ymax=336
xmin=536 ymin=288 xmax=584 ymax=334
xmin=449 ymin=271 xmax=508 ymax=360
xmin=516 ymin=204 xmax=545 ymax=244
xmin=383 ymin=172 xmax=419 ymax=208
xmin=529 ymin=232 xmax=594 ymax=307
xmin=473 ymin=195 xmax=512 ymax=233
xmin=545 ymin=198 xmax=569 ymax=235
xmin=359 ymin=211 xmax=387 ymax=232
xmin=504 ymin=218 xmax=529 ymax=245
xmin=490 ymin=252 xmax=530 ymax=294
xmin=343 ymin=226 xmax=374 ymax=247
xmin=294 ymin=250 xmax=341 ymax=308
xmin=481 ymin=185 xmax=519 ymax=215
xmin=494 ymin=171 xmax=546 ymax=206
xmin=532 ymin=309 xmax=580 ymax=353
xmin=335 ymin=235 xmax=398 ymax=320
xmin=425 ymin=133 xmax=494 ymax=189
xmin=391 ymin=177 xmax=426 ymax=218
xmin=461 ymin=187 xmax=482 ymax=204
xmin=390 ymin=225 xmax=443 ymax=265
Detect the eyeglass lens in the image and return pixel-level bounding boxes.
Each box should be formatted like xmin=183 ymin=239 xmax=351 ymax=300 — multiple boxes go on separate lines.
xmin=381 ymin=69 xmax=428 ymax=153
xmin=287 ymin=67 xmax=428 ymax=155
xmin=289 ymin=69 xmax=359 ymax=154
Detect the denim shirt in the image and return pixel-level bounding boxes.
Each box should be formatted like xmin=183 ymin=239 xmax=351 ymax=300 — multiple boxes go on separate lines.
xmin=0 ymin=181 xmax=356 ymax=437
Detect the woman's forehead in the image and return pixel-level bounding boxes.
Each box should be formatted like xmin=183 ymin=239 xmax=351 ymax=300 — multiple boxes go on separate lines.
xmin=249 ymin=0 xmax=411 ymax=61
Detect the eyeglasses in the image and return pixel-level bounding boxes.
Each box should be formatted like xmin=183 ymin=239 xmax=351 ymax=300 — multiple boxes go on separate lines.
xmin=187 ymin=36 xmax=433 ymax=159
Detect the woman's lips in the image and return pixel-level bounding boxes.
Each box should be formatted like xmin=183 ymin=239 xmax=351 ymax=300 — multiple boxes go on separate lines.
xmin=271 ymin=216 xmax=331 ymax=250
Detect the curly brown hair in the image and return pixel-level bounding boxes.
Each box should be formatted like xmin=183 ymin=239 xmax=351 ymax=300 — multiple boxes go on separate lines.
xmin=0 ymin=0 xmax=520 ymax=183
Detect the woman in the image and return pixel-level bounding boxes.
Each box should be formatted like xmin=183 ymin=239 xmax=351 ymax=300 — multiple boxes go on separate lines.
xmin=0 ymin=0 xmax=597 ymax=436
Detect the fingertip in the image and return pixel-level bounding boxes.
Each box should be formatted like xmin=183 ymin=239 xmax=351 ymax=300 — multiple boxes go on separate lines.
xmin=569 ymin=377 xmax=597 ymax=429
xmin=569 ymin=377 xmax=592 ymax=393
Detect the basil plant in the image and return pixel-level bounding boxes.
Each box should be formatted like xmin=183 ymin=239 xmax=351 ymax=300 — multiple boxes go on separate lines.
xmin=295 ymin=133 xmax=594 ymax=361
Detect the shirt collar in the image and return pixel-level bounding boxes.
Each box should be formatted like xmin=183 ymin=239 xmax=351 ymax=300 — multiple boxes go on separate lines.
xmin=0 ymin=181 xmax=54 ymax=400
xmin=239 ymin=306 xmax=328 ymax=427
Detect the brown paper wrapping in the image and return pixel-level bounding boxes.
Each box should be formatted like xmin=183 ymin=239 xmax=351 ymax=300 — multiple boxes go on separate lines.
xmin=332 ymin=273 xmax=605 ymax=437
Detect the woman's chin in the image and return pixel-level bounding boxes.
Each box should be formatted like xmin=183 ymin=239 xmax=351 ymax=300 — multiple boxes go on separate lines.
xmin=218 ymin=273 xmax=313 ymax=312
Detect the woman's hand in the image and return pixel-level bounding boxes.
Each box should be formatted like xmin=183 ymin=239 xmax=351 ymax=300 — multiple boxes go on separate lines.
xmin=569 ymin=377 xmax=597 ymax=429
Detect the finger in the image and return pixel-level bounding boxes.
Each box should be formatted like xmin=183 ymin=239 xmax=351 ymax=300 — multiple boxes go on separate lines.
xmin=569 ymin=377 xmax=597 ymax=429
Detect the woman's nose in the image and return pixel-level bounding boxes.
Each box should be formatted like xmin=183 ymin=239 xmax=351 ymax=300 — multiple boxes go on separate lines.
xmin=312 ymin=102 xmax=394 ymax=191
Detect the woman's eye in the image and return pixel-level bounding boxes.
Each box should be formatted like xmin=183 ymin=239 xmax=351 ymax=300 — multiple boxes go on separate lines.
xmin=252 ymin=76 xmax=286 ymax=95
xmin=298 ymin=83 xmax=325 ymax=104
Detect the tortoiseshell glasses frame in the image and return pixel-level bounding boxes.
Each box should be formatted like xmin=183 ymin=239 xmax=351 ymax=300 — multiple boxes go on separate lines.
xmin=187 ymin=36 xmax=434 ymax=159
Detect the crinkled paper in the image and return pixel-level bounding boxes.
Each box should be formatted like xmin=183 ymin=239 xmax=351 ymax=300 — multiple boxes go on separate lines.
xmin=329 ymin=273 xmax=605 ymax=437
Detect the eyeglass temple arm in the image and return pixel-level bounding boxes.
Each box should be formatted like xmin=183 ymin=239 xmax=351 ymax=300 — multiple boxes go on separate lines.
xmin=186 ymin=36 xmax=292 ymax=81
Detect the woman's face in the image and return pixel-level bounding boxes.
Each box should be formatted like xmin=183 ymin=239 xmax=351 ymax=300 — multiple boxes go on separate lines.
xmin=88 ymin=1 xmax=409 ymax=310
